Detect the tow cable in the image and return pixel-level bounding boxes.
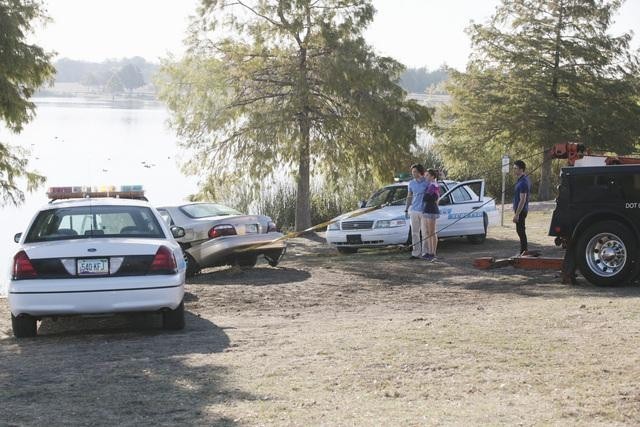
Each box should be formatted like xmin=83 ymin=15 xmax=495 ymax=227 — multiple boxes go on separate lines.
xmin=240 ymin=149 xmax=549 ymax=258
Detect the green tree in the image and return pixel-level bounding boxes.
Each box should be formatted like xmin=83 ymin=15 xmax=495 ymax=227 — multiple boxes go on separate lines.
xmin=117 ymin=63 xmax=145 ymax=92
xmin=80 ymin=72 xmax=100 ymax=90
xmin=399 ymin=65 xmax=449 ymax=93
xmin=157 ymin=0 xmax=430 ymax=230
xmin=0 ymin=0 xmax=54 ymax=205
xmin=105 ymin=72 xmax=124 ymax=94
xmin=434 ymin=0 xmax=640 ymax=200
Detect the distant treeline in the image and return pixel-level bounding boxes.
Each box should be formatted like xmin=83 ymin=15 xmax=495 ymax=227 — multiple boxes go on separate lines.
xmin=399 ymin=66 xmax=449 ymax=94
xmin=53 ymin=57 xmax=159 ymax=94
xmin=52 ymin=57 xmax=445 ymax=96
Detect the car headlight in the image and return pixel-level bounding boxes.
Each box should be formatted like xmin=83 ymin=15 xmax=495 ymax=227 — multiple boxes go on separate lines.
xmin=375 ymin=219 xmax=407 ymax=228
xmin=327 ymin=221 xmax=340 ymax=230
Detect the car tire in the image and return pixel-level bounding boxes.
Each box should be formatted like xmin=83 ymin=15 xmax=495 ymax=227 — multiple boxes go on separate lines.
xmin=576 ymin=220 xmax=637 ymax=286
xmin=162 ymin=301 xmax=185 ymax=330
xmin=264 ymin=248 xmax=285 ymax=267
xmin=467 ymin=213 xmax=488 ymax=244
xmin=337 ymin=247 xmax=358 ymax=254
xmin=265 ymin=255 xmax=280 ymax=267
xmin=236 ymin=254 xmax=258 ymax=267
xmin=11 ymin=314 xmax=37 ymax=338
xmin=467 ymin=234 xmax=486 ymax=244
xmin=184 ymin=253 xmax=200 ymax=278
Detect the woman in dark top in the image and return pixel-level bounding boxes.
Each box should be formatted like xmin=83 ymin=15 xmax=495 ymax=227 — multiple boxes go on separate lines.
xmin=422 ymin=168 xmax=440 ymax=261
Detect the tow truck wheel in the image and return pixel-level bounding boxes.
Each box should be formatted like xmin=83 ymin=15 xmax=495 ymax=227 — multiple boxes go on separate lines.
xmin=576 ymin=221 xmax=636 ymax=286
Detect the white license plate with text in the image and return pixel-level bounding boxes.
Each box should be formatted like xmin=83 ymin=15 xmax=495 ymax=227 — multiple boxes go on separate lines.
xmin=77 ymin=258 xmax=109 ymax=275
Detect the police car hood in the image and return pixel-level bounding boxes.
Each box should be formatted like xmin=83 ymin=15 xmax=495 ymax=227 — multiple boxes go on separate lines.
xmin=332 ymin=205 xmax=405 ymax=223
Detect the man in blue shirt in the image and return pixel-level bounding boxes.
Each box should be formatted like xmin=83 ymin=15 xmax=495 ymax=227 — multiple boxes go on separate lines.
xmin=512 ymin=159 xmax=532 ymax=256
xmin=404 ymin=163 xmax=429 ymax=259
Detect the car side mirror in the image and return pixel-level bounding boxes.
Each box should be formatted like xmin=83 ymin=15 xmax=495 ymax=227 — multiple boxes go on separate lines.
xmin=170 ymin=226 xmax=185 ymax=239
xmin=439 ymin=197 xmax=451 ymax=206
xmin=14 ymin=232 xmax=22 ymax=243
xmin=358 ymin=200 xmax=367 ymax=208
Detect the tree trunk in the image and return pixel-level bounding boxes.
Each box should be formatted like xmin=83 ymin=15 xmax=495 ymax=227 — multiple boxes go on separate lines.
xmin=538 ymin=151 xmax=553 ymax=201
xmin=294 ymin=40 xmax=312 ymax=232
xmin=539 ymin=0 xmax=564 ymax=201
xmin=295 ymin=121 xmax=312 ymax=231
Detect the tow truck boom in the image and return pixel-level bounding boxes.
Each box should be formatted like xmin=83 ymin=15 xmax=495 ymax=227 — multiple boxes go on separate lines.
xmin=549 ymin=142 xmax=640 ymax=166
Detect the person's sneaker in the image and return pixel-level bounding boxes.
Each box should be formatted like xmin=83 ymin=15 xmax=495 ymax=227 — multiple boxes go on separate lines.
xmin=520 ymin=250 xmax=539 ymax=257
xmin=430 ymin=255 xmax=439 ymax=262
xmin=421 ymin=253 xmax=434 ymax=260
xmin=409 ymin=255 xmax=421 ymax=260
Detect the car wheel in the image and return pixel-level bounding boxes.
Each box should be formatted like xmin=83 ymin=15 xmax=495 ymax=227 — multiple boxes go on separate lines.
xmin=337 ymin=247 xmax=358 ymax=254
xmin=576 ymin=220 xmax=637 ymax=286
xmin=467 ymin=234 xmax=486 ymax=244
xmin=236 ymin=254 xmax=258 ymax=267
xmin=184 ymin=253 xmax=200 ymax=278
xmin=265 ymin=254 xmax=280 ymax=267
xmin=11 ymin=314 xmax=37 ymax=338
xmin=162 ymin=301 xmax=185 ymax=330
xmin=467 ymin=213 xmax=488 ymax=244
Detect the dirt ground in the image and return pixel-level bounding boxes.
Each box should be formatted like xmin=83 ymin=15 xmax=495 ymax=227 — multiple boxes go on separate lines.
xmin=2 ymin=210 xmax=640 ymax=426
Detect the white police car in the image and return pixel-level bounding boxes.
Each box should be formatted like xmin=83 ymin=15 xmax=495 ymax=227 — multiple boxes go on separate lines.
xmin=326 ymin=180 xmax=498 ymax=253
xmin=8 ymin=189 xmax=187 ymax=338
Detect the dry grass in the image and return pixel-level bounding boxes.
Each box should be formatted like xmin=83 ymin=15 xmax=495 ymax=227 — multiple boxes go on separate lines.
xmin=2 ymin=210 xmax=640 ymax=426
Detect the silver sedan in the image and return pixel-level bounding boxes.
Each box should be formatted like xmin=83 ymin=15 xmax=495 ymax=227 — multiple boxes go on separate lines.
xmin=157 ymin=203 xmax=286 ymax=276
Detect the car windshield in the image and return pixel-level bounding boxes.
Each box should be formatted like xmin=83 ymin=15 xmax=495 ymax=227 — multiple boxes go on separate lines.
xmin=364 ymin=181 xmax=457 ymax=208
xmin=25 ymin=205 xmax=165 ymax=242
xmin=389 ymin=186 xmax=408 ymax=206
xmin=365 ymin=187 xmax=393 ymax=207
xmin=180 ymin=203 xmax=241 ymax=218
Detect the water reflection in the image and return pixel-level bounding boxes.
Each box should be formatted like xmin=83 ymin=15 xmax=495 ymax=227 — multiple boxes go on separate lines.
xmin=0 ymin=97 xmax=198 ymax=295
xmin=32 ymin=97 xmax=165 ymax=110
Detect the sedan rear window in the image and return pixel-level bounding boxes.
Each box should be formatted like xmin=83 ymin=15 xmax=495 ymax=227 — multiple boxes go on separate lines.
xmin=180 ymin=203 xmax=241 ymax=218
xmin=25 ymin=205 xmax=165 ymax=242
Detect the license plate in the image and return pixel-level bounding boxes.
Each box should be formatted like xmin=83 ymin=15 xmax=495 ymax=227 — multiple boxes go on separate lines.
xmin=346 ymin=234 xmax=362 ymax=244
xmin=245 ymin=224 xmax=258 ymax=234
xmin=77 ymin=258 xmax=109 ymax=275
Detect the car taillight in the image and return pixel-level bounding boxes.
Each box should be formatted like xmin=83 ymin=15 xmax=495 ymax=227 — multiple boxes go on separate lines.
xmin=13 ymin=250 xmax=37 ymax=280
xmin=149 ymin=246 xmax=177 ymax=274
xmin=267 ymin=221 xmax=278 ymax=232
xmin=208 ymin=224 xmax=237 ymax=239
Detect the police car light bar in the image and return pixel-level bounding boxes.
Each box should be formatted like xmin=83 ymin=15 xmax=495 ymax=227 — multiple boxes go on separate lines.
xmin=47 ymin=185 xmax=146 ymax=201
xmin=393 ymin=172 xmax=412 ymax=182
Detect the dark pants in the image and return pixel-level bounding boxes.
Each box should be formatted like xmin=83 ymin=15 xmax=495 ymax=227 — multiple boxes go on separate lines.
xmin=516 ymin=210 xmax=528 ymax=253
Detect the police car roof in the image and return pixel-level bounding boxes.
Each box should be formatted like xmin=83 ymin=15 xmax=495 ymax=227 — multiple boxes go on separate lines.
xmin=41 ymin=197 xmax=152 ymax=211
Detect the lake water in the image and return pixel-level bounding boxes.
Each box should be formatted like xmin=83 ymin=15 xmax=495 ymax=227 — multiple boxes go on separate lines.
xmin=0 ymin=98 xmax=199 ymax=295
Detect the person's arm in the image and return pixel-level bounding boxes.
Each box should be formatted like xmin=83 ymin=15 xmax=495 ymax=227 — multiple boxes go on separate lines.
xmin=425 ymin=184 xmax=439 ymax=202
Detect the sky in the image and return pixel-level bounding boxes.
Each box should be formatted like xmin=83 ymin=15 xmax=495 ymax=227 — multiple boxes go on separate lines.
xmin=34 ymin=0 xmax=640 ymax=71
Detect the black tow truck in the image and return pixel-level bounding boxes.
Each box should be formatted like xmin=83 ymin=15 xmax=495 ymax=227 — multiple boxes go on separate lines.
xmin=476 ymin=143 xmax=640 ymax=286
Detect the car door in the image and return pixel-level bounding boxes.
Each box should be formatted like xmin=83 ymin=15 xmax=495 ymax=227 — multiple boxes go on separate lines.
xmin=437 ymin=180 xmax=486 ymax=237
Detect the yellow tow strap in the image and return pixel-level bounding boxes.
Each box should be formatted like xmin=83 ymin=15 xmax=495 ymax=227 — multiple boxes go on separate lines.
xmin=237 ymin=204 xmax=388 ymax=253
